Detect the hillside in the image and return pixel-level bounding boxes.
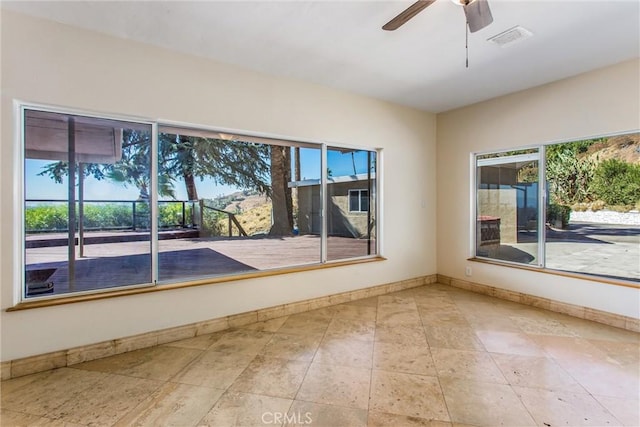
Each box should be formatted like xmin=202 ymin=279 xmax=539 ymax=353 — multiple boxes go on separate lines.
xmin=223 ymin=192 xmax=271 ymax=213
xmin=211 ymin=191 xmax=271 ymax=236
xmin=224 ymin=193 xmax=273 ymax=236
xmin=582 ymin=133 xmax=639 ymax=164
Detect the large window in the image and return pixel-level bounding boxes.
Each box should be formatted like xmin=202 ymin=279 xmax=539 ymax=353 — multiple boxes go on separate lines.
xmin=21 ymin=105 xmax=380 ymax=300
xmin=474 ymin=132 xmax=640 ymax=283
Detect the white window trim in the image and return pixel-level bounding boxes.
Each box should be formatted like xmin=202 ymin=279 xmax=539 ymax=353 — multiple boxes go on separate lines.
xmin=476 ymin=152 xmax=539 ymax=167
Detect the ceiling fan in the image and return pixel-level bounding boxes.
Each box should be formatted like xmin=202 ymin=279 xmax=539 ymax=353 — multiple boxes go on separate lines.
xmin=383 ymin=0 xmax=493 ymax=33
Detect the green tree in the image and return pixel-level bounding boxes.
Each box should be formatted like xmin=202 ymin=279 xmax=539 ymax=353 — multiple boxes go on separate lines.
xmin=163 ymin=137 xmax=294 ymax=237
xmin=39 ymin=130 xmax=174 ymax=200
xmin=158 ymin=133 xmax=271 ymax=201
xmin=39 ymin=130 xmax=295 ymax=236
xmin=39 ymin=131 xmax=273 ymax=202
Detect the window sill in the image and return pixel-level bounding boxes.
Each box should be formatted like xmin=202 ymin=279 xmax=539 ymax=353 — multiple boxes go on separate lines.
xmin=7 ymin=256 xmax=386 ymax=311
xmin=468 ymin=257 xmax=640 ymax=289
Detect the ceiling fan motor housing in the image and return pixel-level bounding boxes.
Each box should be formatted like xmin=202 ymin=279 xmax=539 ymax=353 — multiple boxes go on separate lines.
xmin=383 ymin=0 xmax=492 ymax=33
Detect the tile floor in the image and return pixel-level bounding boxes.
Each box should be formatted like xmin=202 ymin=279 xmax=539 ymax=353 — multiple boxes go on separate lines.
xmin=1 ymin=284 xmax=639 ymax=426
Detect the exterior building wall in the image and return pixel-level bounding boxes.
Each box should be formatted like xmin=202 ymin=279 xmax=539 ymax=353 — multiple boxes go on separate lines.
xmin=297 ymin=181 xmax=373 ymax=238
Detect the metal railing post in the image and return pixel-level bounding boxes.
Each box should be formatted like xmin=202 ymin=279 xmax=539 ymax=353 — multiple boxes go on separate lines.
xmin=132 ymin=201 xmax=137 ymax=231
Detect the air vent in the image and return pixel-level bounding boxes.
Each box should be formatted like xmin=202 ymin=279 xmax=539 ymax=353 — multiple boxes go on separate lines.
xmin=487 ymin=25 xmax=533 ymax=47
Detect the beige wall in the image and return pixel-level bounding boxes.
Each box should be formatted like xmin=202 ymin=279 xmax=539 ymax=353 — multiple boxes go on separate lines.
xmin=0 ymin=11 xmax=437 ymax=361
xmin=437 ymin=58 xmax=640 ymax=319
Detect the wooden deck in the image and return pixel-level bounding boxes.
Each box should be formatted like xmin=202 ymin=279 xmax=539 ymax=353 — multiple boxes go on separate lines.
xmin=25 ymin=233 xmax=376 ymax=297
xmin=25 ymin=229 xmax=199 ymax=248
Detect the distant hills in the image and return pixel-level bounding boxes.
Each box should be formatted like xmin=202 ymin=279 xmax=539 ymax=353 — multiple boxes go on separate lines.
xmin=582 ymin=133 xmax=639 ymax=164
xmin=206 ymin=190 xmax=273 ymax=236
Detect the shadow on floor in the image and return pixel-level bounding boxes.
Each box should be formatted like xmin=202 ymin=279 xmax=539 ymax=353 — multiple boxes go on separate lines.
xmin=26 ymin=248 xmax=256 ymax=296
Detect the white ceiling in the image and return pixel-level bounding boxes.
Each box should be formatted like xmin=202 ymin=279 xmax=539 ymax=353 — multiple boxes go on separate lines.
xmin=3 ymin=0 xmax=639 ymax=112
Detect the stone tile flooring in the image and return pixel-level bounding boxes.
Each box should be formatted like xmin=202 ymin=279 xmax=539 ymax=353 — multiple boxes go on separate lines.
xmin=1 ymin=284 xmax=639 ymax=426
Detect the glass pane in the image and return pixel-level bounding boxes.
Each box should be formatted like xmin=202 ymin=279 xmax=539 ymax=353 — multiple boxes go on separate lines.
xmin=349 ymin=191 xmax=360 ymax=212
xmin=476 ymin=153 xmax=539 ymax=265
xmin=360 ymin=191 xmax=370 ymax=212
xmin=24 ymin=109 xmax=152 ymax=298
xmin=157 ymin=131 xmax=321 ymax=282
xmin=326 ymin=148 xmax=377 ymax=260
xmin=545 ymin=133 xmax=640 ymax=282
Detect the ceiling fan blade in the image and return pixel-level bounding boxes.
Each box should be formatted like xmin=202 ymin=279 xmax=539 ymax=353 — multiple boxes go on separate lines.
xmin=382 ymin=0 xmax=437 ymax=31
xmin=464 ymin=0 xmax=493 ymax=33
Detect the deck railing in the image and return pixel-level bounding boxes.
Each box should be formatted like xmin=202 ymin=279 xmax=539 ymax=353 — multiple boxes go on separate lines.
xmin=25 ymin=199 xmax=248 ymax=238
xmin=201 ymin=200 xmax=248 ymax=237
xmin=25 ymin=199 xmax=198 ymax=233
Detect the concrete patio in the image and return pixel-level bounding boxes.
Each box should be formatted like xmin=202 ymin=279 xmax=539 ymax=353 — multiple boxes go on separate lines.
xmin=491 ymin=222 xmax=640 ymax=282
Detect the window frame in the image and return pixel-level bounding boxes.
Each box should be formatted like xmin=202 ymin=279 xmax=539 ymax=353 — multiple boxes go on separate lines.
xmin=348 ymin=189 xmax=369 ymax=213
xmin=15 ymin=102 xmax=383 ymax=304
xmin=16 ymin=102 xmax=159 ymax=305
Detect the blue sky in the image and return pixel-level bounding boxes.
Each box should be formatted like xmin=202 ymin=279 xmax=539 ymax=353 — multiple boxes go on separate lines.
xmin=25 ymin=147 xmax=375 ymax=202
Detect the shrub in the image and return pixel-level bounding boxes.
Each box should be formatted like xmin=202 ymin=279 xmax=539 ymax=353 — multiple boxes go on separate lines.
xmin=589 ymin=200 xmax=606 ymax=211
xmin=608 ymin=205 xmax=635 ymax=213
xmin=158 ymin=202 xmax=194 ymax=228
xmin=25 ymin=204 xmax=68 ymax=231
xmin=572 ymin=200 xmax=607 ymax=212
xmin=571 ymin=203 xmax=588 ymax=212
xmin=25 ymin=202 xmax=135 ymax=232
xmin=82 ymin=203 xmax=134 ymax=229
xmin=591 ymin=159 xmax=640 ymax=206
xmin=547 ymin=203 xmax=571 ymax=229
xmin=201 ymin=209 xmax=225 ymax=237
xmin=546 ymin=150 xmax=596 ymax=205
